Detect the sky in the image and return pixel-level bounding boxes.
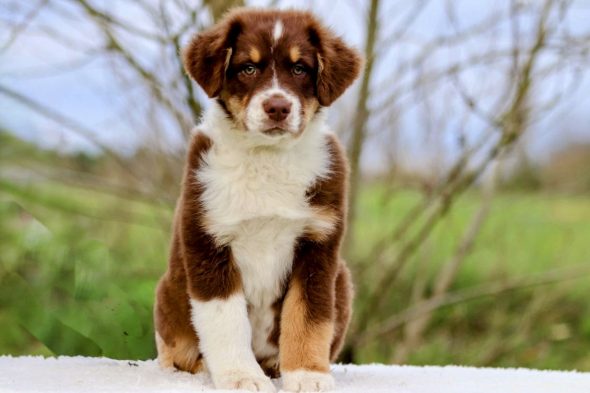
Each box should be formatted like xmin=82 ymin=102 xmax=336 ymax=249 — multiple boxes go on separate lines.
xmin=1 ymin=0 xmax=589 ymax=173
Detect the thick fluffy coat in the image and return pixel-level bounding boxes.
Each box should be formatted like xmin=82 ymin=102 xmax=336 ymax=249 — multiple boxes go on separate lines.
xmin=154 ymin=8 xmax=361 ymax=393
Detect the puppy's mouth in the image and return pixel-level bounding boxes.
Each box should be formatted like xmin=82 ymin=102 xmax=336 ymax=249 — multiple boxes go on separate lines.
xmin=261 ymin=126 xmax=289 ymax=136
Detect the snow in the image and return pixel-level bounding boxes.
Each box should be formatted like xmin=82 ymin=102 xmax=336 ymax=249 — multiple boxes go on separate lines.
xmin=0 ymin=356 xmax=589 ymax=393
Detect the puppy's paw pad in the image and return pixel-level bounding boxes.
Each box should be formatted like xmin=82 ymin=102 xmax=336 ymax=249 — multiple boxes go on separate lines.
xmin=217 ymin=371 xmax=276 ymax=392
xmin=282 ymin=370 xmax=335 ymax=392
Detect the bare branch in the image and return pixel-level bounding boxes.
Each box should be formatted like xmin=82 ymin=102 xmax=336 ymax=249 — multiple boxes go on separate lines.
xmin=355 ymin=264 xmax=590 ymax=347
xmin=0 ymin=0 xmax=48 ymax=54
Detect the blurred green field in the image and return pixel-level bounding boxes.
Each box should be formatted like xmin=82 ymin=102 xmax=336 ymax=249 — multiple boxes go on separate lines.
xmin=1 ymin=178 xmax=589 ymax=370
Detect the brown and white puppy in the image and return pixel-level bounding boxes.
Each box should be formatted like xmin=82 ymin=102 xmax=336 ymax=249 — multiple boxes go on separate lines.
xmin=154 ymin=8 xmax=361 ymax=393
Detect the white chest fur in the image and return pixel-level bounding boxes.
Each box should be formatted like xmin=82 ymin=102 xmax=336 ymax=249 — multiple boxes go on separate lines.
xmin=195 ymin=107 xmax=332 ymax=357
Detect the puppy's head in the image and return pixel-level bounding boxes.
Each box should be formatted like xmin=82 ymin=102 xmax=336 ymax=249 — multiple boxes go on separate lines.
xmin=184 ymin=8 xmax=361 ymax=142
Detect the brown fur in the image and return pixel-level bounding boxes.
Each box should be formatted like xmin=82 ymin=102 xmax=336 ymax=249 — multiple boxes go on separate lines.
xmin=183 ymin=8 xmax=361 ymax=129
xmin=155 ymin=8 xmax=360 ymax=379
xmin=154 ymin=131 xmax=353 ymax=375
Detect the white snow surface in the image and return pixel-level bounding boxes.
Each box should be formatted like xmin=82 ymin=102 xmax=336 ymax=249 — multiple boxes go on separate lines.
xmin=0 ymin=356 xmax=589 ymax=393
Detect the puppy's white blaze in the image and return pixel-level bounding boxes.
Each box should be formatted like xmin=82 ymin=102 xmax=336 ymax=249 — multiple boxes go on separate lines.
xmin=271 ymin=63 xmax=279 ymax=89
xmin=273 ymin=20 xmax=283 ymax=43
xmin=190 ymin=294 xmax=267 ymax=385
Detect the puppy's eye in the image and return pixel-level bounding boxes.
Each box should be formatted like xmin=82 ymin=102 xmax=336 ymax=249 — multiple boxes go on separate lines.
xmin=292 ymin=64 xmax=306 ymax=76
xmin=241 ymin=64 xmax=257 ymax=76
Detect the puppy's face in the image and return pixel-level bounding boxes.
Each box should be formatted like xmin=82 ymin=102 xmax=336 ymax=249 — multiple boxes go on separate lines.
xmin=184 ymin=9 xmax=361 ymax=143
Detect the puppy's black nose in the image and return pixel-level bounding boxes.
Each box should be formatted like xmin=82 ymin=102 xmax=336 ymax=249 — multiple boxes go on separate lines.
xmin=263 ymin=95 xmax=291 ymax=122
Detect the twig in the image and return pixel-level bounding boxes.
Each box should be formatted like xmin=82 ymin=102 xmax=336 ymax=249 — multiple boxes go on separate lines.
xmin=345 ymin=0 xmax=380 ymax=257
xmin=0 ymin=0 xmax=49 ymax=53
xmin=354 ymin=264 xmax=590 ymax=346
xmin=353 ymin=0 xmax=554 ymax=335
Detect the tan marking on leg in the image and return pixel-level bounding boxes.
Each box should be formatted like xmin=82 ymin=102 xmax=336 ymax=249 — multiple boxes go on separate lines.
xmin=279 ymin=280 xmax=334 ymax=373
xmin=173 ymin=337 xmax=203 ymax=373
xmin=289 ymin=46 xmax=300 ymax=63
xmin=155 ymin=331 xmax=174 ymax=369
xmin=156 ymin=331 xmax=203 ymax=374
xmin=249 ymin=47 xmax=261 ymax=63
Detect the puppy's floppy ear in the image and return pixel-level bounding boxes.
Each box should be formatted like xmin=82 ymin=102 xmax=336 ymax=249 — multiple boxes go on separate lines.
xmin=309 ymin=24 xmax=363 ymax=106
xmin=183 ymin=18 xmax=241 ymax=98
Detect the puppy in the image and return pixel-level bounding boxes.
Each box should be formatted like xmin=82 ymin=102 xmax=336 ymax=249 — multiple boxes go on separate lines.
xmin=154 ymin=8 xmax=361 ymax=392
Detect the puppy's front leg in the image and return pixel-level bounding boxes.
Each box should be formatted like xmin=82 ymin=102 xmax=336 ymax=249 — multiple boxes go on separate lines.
xmin=280 ymin=239 xmax=338 ymax=392
xmin=190 ymin=292 xmax=275 ymax=392
xmin=177 ymin=134 xmax=275 ymax=392
xmin=180 ymin=206 xmax=274 ymax=390
xmin=183 ymin=243 xmax=274 ymax=392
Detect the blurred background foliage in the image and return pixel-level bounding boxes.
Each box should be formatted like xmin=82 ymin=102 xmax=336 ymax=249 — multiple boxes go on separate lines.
xmin=1 ymin=0 xmax=590 ymax=371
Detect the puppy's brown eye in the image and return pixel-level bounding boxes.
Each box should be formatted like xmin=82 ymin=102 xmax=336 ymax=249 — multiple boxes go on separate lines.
xmin=241 ymin=64 xmax=257 ymax=76
xmin=292 ymin=64 xmax=306 ymax=76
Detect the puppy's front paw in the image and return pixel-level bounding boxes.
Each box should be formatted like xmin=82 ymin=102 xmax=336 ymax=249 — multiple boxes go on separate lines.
xmin=282 ymin=370 xmax=335 ymax=392
xmin=216 ymin=370 xmax=276 ymax=392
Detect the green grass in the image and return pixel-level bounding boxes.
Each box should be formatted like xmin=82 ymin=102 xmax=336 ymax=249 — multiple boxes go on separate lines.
xmin=351 ymin=187 xmax=590 ymax=369
xmin=1 ymin=178 xmax=589 ymax=370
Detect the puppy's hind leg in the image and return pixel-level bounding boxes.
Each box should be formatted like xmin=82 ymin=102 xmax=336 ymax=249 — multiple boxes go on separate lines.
xmin=155 ymin=331 xmax=204 ymax=374
xmin=155 ymin=331 xmax=175 ymax=370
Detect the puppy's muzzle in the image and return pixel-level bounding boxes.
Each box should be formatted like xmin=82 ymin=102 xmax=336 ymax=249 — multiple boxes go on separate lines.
xmin=263 ymin=94 xmax=292 ymax=122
